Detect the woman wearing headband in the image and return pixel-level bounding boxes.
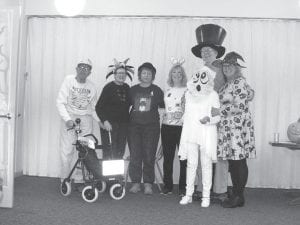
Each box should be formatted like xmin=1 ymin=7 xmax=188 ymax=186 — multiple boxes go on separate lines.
xmin=160 ymin=58 xmax=187 ymax=196
xmin=96 ymin=58 xmax=134 ymax=159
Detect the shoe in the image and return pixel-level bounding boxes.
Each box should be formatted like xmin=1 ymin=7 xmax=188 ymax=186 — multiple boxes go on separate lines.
xmin=178 ymin=189 xmax=186 ymax=197
xmin=211 ymin=192 xmax=229 ymax=202
xmin=129 ymin=183 xmax=141 ymax=193
xmin=221 ymin=195 xmax=244 ymax=208
xmin=144 ymin=183 xmax=153 ymax=195
xmin=179 ymin=195 xmax=192 ymax=205
xmin=201 ymin=197 xmax=210 ymax=207
xmin=192 ymin=191 xmax=202 ymax=201
xmin=161 ymin=187 xmax=172 ymax=195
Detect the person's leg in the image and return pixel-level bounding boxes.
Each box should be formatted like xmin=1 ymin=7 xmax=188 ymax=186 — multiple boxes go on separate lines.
xmin=161 ymin=124 xmax=177 ymax=193
xmin=174 ymin=126 xmax=186 ymax=194
xmin=200 ymin=149 xmax=213 ymax=207
xmin=179 ymin=159 xmax=187 ymax=194
xmin=74 ymin=115 xmax=94 ymax=183
xmin=128 ymin=123 xmax=143 ymax=192
xmin=195 ymin=157 xmax=202 ymax=191
xmin=115 ymin=122 xmax=128 ymax=159
xmin=142 ymin=123 xmax=160 ymax=194
xmin=180 ymin=143 xmax=199 ymax=204
xmin=213 ymin=160 xmax=229 ymax=194
xmin=100 ymin=128 xmax=110 ymax=159
xmin=60 ymin=120 xmax=76 ymax=180
xmin=222 ymin=159 xmax=245 ymax=208
xmin=236 ymin=159 xmax=248 ymax=202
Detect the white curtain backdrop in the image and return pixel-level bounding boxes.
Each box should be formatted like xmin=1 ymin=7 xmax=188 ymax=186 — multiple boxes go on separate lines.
xmin=23 ymin=16 xmax=300 ymax=189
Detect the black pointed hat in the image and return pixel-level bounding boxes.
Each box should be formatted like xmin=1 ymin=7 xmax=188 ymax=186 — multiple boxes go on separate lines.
xmin=212 ymin=51 xmax=246 ymax=68
xmin=191 ymin=24 xmax=227 ymax=59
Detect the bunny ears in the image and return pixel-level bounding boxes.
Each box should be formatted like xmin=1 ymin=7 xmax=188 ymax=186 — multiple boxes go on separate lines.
xmin=171 ymin=57 xmax=185 ymax=66
xmin=106 ymin=58 xmax=134 ymax=81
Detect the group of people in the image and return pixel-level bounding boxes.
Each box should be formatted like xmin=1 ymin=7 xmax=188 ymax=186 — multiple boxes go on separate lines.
xmin=56 ymin=23 xmax=256 ymax=209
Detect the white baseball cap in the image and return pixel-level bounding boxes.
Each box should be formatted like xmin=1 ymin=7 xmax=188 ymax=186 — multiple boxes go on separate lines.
xmin=78 ymin=58 xmax=92 ymax=67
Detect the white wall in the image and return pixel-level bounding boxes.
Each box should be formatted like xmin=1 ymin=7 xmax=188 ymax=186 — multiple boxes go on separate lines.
xmin=24 ymin=0 xmax=300 ymax=19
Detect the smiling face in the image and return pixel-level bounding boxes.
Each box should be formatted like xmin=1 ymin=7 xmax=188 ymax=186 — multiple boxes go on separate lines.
xmin=201 ymin=46 xmax=218 ymax=65
xmin=171 ymin=67 xmax=183 ymax=87
xmin=114 ymin=67 xmax=127 ymax=85
xmin=76 ymin=63 xmax=92 ymax=83
xmin=222 ymin=63 xmax=237 ymax=80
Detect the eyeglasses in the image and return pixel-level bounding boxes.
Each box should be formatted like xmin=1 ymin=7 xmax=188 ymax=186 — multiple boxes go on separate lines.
xmin=77 ymin=65 xmax=91 ymax=71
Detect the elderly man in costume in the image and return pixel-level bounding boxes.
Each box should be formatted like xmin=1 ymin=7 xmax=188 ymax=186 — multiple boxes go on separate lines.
xmin=56 ymin=59 xmax=100 ymax=185
xmin=178 ymin=65 xmax=220 ymax=207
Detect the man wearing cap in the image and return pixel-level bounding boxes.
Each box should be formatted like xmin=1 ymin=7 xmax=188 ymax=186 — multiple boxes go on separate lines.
xmin=56 ymin=59 xmax=100 ymax=185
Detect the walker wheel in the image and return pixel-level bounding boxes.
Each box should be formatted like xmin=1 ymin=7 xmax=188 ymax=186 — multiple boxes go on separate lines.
xmin=60 ymin=180 xmax=71 ymax=196
xmin=109 ymin=183 xmax=125 ymax=200
xmin=82 ymin=185 xmax=99 ymax=203
xmin=96 ymin=181 xmax=107 ymax=193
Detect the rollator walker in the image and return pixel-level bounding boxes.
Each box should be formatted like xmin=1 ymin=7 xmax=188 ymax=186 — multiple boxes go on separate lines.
xmin=60 ymin=118 xmax=127 ymax=203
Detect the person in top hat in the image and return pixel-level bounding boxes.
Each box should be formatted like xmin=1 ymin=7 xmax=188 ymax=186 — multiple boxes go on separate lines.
xmin=128 ymin=62 xmax=164 ymax=195
xmin=212 ymin=51 xmax=256 ymax=208
xmin=96 ymin=58 xmax=133 ymax=159
xmin=190 ymin=24 xmax=230 ymax=201
xmin=56 ymin=58 xmax=100 ymax=185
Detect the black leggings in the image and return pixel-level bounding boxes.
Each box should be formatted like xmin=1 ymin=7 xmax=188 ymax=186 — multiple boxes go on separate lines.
xmin=228 ymin=159 xmax=248 ymax=197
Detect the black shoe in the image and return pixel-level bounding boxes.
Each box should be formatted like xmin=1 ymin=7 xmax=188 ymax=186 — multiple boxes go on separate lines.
xmin=192 ymin=191 xmax=202 ymax=201
xmin=178 ymin=189 xmax=186 ymax=197
xmin=221 ymin=195 xmax=244 ymax=208
xmin=160 ymin=187 xmax=172 ymax=195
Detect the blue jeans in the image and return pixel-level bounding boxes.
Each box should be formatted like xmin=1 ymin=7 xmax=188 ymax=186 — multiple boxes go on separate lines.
xmin=128 ymin=122 xmax=160 ymax=184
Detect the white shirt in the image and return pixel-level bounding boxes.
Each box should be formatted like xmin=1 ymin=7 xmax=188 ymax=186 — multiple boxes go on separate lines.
xmin=56 ymin=75 xmax=99 ymax=122
xmin=162 ymin=87 xmax=186 ymax=126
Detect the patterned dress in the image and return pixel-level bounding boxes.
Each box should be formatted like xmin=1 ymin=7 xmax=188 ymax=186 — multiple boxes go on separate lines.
xmin=217 ymin=77 xmax=256 ymax=160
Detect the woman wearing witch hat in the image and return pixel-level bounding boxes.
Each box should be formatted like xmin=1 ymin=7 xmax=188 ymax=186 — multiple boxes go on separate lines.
xmin=95 ymin=59 xmax=134 ymax=159
xmin=212 ymin=52 xmax=256 ymax=208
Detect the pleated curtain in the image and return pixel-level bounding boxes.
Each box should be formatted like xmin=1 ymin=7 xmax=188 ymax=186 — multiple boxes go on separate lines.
xmin=23 ymin=16 xmax=300 ymax=188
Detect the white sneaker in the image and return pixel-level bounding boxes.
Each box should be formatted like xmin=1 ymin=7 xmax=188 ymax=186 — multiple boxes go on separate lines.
xmin=180 ymin=195 xmax=192 ymax=205
xmin=201 ymin=197 xmax=210 ymax=207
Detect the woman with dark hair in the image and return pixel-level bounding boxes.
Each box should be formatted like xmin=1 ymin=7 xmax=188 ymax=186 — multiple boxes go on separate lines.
xmin=212 ymin=51 xmax=256 ymax=208
xmin=128 ymin=62 xmax=164 ymax=195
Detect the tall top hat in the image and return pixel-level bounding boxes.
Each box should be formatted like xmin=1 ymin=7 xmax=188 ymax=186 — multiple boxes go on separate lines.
xmin=191 ymin=24 xmax=227 ymax=59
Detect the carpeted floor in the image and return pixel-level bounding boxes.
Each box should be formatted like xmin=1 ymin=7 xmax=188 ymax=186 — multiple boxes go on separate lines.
xmin=0 ymin=176 xmax=299 ymax=225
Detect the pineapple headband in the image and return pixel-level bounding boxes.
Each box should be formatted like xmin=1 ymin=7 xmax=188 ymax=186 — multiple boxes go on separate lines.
xmin=106 ymin=58 xmax=134 ymax=81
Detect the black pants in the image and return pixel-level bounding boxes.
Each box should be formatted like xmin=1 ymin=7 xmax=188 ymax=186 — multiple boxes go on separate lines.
xmin=161 ymin=124 xmax=187 ymax=191
xmin=128 ymin=122 xmax=160 ymax=184
xmin=100 ymin=121 xmax=128 ymax=159
xmin=228 ymin=159 xmax=248 ymax=197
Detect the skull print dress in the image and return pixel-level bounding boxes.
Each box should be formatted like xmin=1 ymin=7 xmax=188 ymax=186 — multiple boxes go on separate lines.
xmin=217 ymin=77 xmax=256 ymax=160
